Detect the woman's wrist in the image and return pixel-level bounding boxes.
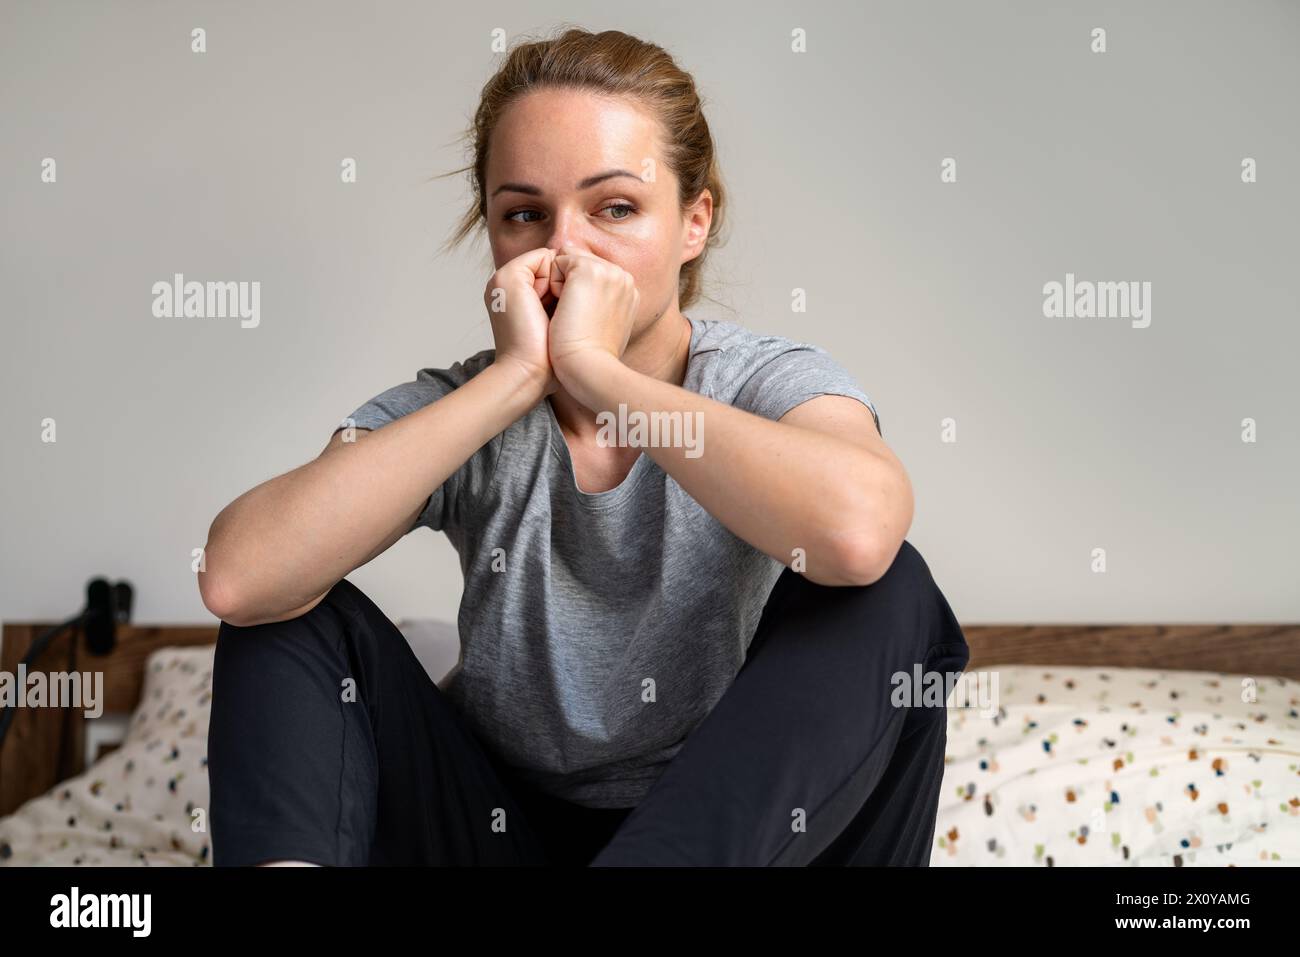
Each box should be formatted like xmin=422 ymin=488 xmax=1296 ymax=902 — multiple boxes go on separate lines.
xmin=485 ymin=356 xmax=550 ymax=413
xmin=552 ymin=350 xmax=625 ymax=411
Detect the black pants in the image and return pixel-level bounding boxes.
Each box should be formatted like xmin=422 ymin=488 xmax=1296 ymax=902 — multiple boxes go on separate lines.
xmin=207 ymin=539 xmax=969 ymax=866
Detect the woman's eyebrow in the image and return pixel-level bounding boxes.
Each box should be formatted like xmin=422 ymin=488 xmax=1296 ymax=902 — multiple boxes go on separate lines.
xmin=491 ymin=169 xmax=643 ymax=198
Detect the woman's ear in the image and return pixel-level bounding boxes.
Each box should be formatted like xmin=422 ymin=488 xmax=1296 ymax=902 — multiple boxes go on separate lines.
xmin=681 ymin=191 xmax=712 ymax=262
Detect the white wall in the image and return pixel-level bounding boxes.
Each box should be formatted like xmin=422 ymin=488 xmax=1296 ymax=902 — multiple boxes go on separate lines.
xmin=3 ymin=1 xmax=1297 ymax=634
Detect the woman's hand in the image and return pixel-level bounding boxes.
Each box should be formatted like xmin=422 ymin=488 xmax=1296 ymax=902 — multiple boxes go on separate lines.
xmin=483 ymin=246 xmax=562 ymax=398
xmin=545 ymin=247 xmax=639 ymax=391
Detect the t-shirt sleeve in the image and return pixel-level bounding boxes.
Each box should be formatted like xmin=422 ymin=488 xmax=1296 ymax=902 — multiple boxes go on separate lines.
xmin=731 ymin=340 xmax=882 ymax=437
xmin=334 ymin=351 xmax=498 ymax=534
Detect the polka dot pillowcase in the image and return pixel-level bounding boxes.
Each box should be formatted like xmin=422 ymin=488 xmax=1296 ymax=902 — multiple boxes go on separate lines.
xmin=0 ymin=644 xmax=215 ymax=866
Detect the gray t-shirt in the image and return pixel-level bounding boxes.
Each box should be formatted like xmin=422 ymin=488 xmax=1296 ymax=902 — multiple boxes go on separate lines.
xmin=341 ymin=316 xmax=880 ymax=807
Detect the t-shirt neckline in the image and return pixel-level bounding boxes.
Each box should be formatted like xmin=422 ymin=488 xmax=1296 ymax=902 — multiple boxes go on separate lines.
xmin=543 ymin=314 xmax=702 ymax=509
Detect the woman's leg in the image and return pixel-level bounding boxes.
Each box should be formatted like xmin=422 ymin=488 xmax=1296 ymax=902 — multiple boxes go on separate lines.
xmin=206 ymin=577 xmax=551 ymax=866
xmin=588 ymin=539 xmax=969 ymax=866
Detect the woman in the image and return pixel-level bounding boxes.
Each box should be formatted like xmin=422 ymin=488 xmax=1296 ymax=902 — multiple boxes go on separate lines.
xmin=201 ymin=27 xmax=968 ymax=866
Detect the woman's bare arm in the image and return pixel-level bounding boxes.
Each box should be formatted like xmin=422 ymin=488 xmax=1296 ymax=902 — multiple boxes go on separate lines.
xmin=554 ymin=352 xmax=911 ymax=588
xmin=198 ymin=360 xmax=543 ymax=627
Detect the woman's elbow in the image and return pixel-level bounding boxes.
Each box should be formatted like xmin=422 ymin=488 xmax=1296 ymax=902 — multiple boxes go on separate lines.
xmin=827 ymin=473 xmax=913 ymax=587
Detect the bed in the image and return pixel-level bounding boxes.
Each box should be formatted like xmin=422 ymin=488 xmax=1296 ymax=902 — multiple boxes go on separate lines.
xmin=1 ymin=618 xmax=1296 ymax=866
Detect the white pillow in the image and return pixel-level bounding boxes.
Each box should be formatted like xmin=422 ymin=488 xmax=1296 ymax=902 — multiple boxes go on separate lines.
xmin=396 ymin=617 xmax=460 ymax=687
xmin=0 ymin=644 xmax=215 ymax=866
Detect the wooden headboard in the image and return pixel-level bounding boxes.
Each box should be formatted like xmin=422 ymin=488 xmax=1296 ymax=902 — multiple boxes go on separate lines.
xmin=0 ymin=622 xmax=218 ymax=817
xmin=1 ymin=620 xmax=1297 ymax=817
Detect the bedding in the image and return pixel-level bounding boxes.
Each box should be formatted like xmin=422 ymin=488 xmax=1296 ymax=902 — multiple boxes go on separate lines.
xmin=933 ymin=665 xmax=1300 ymax=866
xmin=0 ymin=620 xmax=458 ymax=867
xmin=0 ymin=645 xmax=214 ymax=866
xmin=1 ymin=634 xmax=1295 ymax=866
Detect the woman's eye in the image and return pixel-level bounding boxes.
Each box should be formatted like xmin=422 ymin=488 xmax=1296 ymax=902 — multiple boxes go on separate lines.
xmin=504 ymin=204 xmax=636 ymax=224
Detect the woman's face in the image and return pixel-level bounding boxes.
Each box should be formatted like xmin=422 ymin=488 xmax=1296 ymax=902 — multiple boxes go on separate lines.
xmin=484 ymin=88 xmax=711 ymax=335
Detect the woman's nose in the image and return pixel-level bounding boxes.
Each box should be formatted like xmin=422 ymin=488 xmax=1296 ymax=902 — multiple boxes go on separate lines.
xmin=544 ymin=210 xmax=588 ymax=255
